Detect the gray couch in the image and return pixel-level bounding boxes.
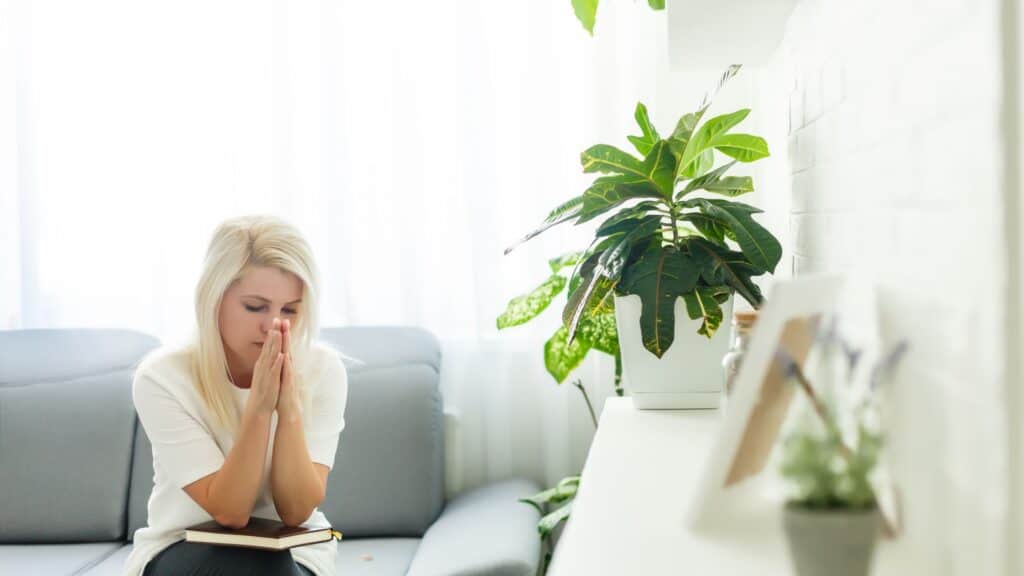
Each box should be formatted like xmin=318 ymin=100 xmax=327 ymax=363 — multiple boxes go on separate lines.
xmin=0 ymin=327 xmax=541 ymax=575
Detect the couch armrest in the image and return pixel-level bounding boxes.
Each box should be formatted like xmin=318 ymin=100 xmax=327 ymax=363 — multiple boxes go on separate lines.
xmin=406 ymin=478 xmax=542 ymax=576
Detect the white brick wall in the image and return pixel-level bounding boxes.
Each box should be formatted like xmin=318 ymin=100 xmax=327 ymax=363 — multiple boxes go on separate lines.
xmin=749 ymin=0 xmax=1008 ymax=573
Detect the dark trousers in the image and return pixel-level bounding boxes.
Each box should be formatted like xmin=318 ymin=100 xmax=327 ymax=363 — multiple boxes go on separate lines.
xmin=142 ymin=540 xmax=316 ymax=576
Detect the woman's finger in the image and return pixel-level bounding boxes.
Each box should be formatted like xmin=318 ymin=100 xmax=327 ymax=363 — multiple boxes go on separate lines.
xmin=255 ymin=338 xmax=269 ymax=379
xmin=272 ymin=352 xmax=284 ymax=382
xmin=270 ymin=328 xmax=280 ymax=359
xmin=282 ymin=320 xmax=290 ymax=355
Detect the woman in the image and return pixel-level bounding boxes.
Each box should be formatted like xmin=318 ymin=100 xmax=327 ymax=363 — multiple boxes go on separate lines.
xmin=123 ymin=215 xmax=348 ymax=576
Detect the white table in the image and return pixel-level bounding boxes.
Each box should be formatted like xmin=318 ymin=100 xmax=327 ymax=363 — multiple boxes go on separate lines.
xmin=548 ymin=398 xmax=902 ymax=575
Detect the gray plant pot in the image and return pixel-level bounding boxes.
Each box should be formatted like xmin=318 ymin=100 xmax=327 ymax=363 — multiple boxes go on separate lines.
xmin=782 ymin=505 xmax=880 ymax=576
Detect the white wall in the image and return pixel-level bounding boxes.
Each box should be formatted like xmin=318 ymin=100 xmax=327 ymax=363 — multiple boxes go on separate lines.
xmin=757 ymin=0 xmax=1003 ymax=569
xmin=733 ymin=0 xmax=1008 ymax=573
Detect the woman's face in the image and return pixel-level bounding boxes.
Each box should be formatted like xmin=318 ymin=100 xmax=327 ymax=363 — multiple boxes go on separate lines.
xmin=218 ymin=265 xmax=304 ymax=374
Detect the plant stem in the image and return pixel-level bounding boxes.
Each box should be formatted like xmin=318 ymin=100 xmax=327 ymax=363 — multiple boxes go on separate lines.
xmin=614 ymin=353 xmax=624 ymax=397
xmin=787 ymin=362 xmax=852 ymax=461
xmin=667 ymin=203 xmax=681 ymax=247
xmin=573 ymin=379 xmax=599 ymax=429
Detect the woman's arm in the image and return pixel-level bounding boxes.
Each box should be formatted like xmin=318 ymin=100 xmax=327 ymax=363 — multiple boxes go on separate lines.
xmin=270 ymin=405 xmax=329 ymax=526
xmin=184 ymin=410 xmax=273 ymax=528
xmin=184 ymin=329 xmax=285 ymax=528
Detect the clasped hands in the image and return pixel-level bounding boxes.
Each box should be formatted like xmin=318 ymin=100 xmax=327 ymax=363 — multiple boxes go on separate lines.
xmin=247 ymin=317 xmax=302 ymax=421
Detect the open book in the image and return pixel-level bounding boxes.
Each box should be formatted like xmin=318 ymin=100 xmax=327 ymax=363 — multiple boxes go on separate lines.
xmin=185 ymin=517 xmax=340 ymax=551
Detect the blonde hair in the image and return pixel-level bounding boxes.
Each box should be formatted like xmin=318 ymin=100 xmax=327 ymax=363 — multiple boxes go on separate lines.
xmin=190 ymin=215 xmax=321 ymax=433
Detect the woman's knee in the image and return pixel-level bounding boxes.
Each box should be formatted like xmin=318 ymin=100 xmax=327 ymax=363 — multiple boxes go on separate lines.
xmin=144 ymin=541 xmax=305 ymax=576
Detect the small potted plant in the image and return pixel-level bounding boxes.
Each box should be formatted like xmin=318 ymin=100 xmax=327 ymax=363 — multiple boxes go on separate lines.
xmin=505 ymin=65 xmax=783 ymax=408
xmin=776 ymin=323 xmax=907 ymax=576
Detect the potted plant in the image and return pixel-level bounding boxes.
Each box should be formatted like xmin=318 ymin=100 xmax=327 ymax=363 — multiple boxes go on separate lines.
xmin=505 ymin=64 xmax=783 ymax=409
xmin=776 ymin=323 xmax=908 ymax=576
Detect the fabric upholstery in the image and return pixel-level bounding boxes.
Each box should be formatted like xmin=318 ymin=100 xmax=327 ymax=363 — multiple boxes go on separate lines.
xmin=336 ymin=538 xmax=421 ymax=576
xmin=406 ymin=479 xmax=542 ymax=576
xmin=80 ymin=544 xmax=132 ymax=576
xmin=0 ymin=542 xmax=122 ymax=575
xmin=0 ymin=329 xmax=159 ymax=542
xmin=317 ymin=362 xmax=444 ymax=537
xmin=126 ymin=420 xmax=153 ymax=541
xmin=319 ymin=326 xmax=441 ymax=375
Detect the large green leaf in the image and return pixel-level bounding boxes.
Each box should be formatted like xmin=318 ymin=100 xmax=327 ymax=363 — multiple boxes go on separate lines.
xmin=617 ymin=245 xmax=702 ymax=358
xmin=496 ymin=275 xmax=567 ymax=329
xmin=677 ymin=109 xmax=750 ymax=181
xmin=682 ymin=286 xmax=728 ymax=338
xmin=565 ymin=218 xmax=661 ymax=342
xmin=505 ymin=195 xmax=583 ymax=255
xmin=595 ymin=203 xmax=665 ymax=238
xmin=581 ymin=144 xmax=647 ymax=177
xmin=572 ymin=0 xmax=598 ymax=35
xmin=677 ymin=161 xmax=738 ymax=198
xmin=668 ymin=112 xmax=701 ymax=158
xmin=679 ymin=212 xmax=729 ymax=246
xmin=545 ymin=326 xmax=591 ymax=383
xmin=643 ymin=140 xmax=678 ymax=196
xmin=689 ymin=198 xmax=781 ymax=273
xmin=668 ymin=66 xmax=742 ymax=157
xmin=578 ymin=176 xmax=663 ymax=223
xmin=647 ymin=0 xmax=665 ymax=9
xmin=677 ymin=160 xmax=755 ymax=199
xmin=713 ymin=133 xmax=770 ymax=162
xmin=548 ymin=251 xmax=585 ymax=274
xmin=703 ymin=176 xmax=754 ymax=196
xmin=687 ymin=237 xmax=765 ymax=307
xmin=690 ymin=149 xmax=715 ymax=180
xmin=538 ymin=500 xmax=574 ymax=538
xmin=580 ymin=143 xmax=675 ymax=198
xmin=577 ymin=312 xmax=619 ymax=356
xmin=627 ymin=102 xmax=660 ymax=156
xmin=563 ymin=252 xmax=615 ymax=337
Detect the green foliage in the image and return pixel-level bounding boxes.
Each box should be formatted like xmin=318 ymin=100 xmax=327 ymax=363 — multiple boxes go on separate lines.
xmin=497 ymin=275 xmax=567 ymax=329
xmin=505 ymin=66 xmax=782 ymax=359
xmin=780 ymin=422 xmax=882 ymax=510
xmin=779 ymin=332 xmax=907 ymax=511
xmin=499 ymin=67 xmax=779 ymax=576
xmin=521 ymin=476 xmax=580 ymax=575
xmin=572 ymin=0 xmax=664 ymax=36
xmin=544 ymin=326 xmax=591 ymax=383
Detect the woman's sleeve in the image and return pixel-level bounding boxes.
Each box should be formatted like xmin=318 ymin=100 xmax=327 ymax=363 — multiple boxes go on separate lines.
xmin=305 ymin=351 xmax=349 ymax=469
xmin=133 ymin=369 xmax=225 ymax=489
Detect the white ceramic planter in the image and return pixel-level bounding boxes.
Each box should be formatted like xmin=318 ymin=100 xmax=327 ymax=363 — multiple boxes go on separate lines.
xmin=614 ymin=294 xmax=733 ymax=409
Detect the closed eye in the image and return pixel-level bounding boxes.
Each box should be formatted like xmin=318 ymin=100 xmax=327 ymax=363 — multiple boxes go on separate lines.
xmin=244 ymin=304 xmax=297 ymax=314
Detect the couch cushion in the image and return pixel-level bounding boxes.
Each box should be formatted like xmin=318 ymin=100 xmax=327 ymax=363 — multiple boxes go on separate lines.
xmin=337 ymin=538 xmax=420 ymax=576
xmin=0 ymin=542 xmax=121 ymax=575
xmin=322 ymin=326 xmax=440 ymax=375
xmin=406 ymin=479 xmax=542 ymax=576
xmin=0 ymin=329 xmax=160 ymax=542
xmin=319 ymin=363 xmax=444 ymax=537
xmin=78 ymin=544 xmax=132 ymax=576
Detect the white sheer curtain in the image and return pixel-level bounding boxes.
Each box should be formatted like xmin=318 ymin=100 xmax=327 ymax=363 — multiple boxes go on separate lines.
xmin=0 ymin=0 xmax=668 ymax=495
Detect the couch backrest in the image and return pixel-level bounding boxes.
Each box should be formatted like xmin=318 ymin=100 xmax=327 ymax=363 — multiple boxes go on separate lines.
xmin=126 ymin=326 xmax=445 ymax=539
xmin=0 ymin=329 xmax=160 ymax=543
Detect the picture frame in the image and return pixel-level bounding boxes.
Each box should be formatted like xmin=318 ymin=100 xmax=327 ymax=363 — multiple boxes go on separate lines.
xmin=687 ymin=273 xmax=844 ymax=530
